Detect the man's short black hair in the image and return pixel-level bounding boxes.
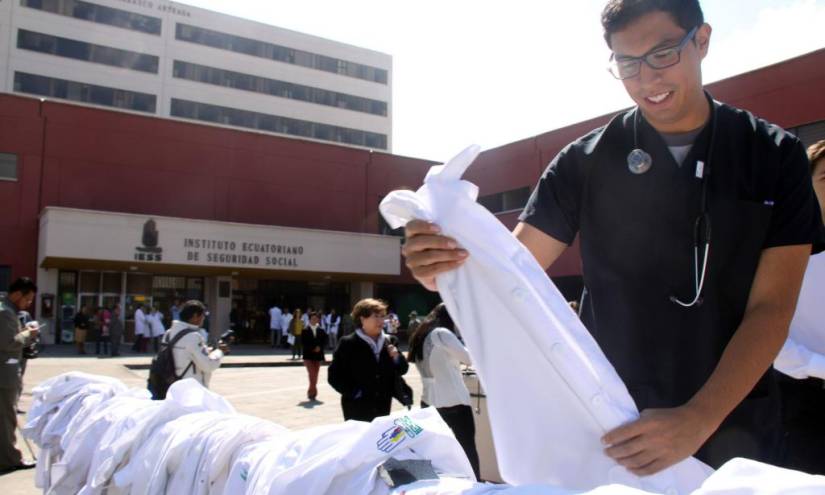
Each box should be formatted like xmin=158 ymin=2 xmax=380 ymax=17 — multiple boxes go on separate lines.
xmin=179 ymin=300 xmax=206 ymax=323
xmin=8 ymin=277 xmax=37 ymax=295
xmin=601 ymin=0 xmax=704 ymax=47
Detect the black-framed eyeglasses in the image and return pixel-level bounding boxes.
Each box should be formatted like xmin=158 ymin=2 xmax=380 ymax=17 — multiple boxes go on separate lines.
xmin=607 ymin=26 xmax=699 ymax=80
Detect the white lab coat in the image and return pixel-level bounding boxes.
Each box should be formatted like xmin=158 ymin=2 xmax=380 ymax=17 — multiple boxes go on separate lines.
xmin=418 ymin=328 xmax=472 ymax=408
xmin=380 ymin=145 xmax=711 ymax=493
xmin=166 ymin=320 xmax=224 ymax=387
xmin=774 ymin=252 xmax=825 ymax=379
xmin=281 ymin=313 xmax=293 ymax=336
xmin=134 ymin=308 xmax=147 ymax=337
xmin=269 ymin=307 xmax=283 ymax=330
xmin=147 ymin=311 xmax=166 ymax=338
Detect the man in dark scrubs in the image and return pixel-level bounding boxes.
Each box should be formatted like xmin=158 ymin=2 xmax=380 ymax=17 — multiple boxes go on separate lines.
xmin=401 ymin=0 xmax=825 ymax=476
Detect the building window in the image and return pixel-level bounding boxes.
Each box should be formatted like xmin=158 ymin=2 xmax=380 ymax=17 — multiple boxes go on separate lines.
xmin=0 ymin=266 xmax=11 ymax=297
xmin=170 ymin=98 xmax=388 ymax=150
xmin=0 ymin=153 xmax=18 ymax=181
xmin=14 ymin=72 xmax=157 ymax=113
xmin=18 ymin=29 xmax=159 ymax=74
xmin=20 ymin=0 xmax=162 ymax=35
xmin=789 ymin=120 xmax=825 ymax=149
xmin=479 ymin=187 xmax=531 ymax=214
xmin=175 ymin=23 xmax=389 ymax=85
xmin=172 ymin=61 xmax=387 ymax=116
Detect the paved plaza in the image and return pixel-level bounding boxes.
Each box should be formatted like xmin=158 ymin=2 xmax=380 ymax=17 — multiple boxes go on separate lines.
xmin=0 ymin=345 xmax=425 ymax=494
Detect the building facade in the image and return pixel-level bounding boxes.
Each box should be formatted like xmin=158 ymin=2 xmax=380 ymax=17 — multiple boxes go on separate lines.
xmin=0 ymin=48 xmax=823 ymax=345
xmin=0 ymin=0 xmax=392 ymax=151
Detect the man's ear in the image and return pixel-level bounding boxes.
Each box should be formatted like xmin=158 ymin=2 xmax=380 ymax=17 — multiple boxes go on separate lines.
xmin=695 ymin=23 xmax=712 ymax=60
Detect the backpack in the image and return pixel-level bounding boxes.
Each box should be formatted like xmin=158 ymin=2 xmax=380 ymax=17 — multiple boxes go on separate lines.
xmin=147 ymin=328 xmax=198 ymax=400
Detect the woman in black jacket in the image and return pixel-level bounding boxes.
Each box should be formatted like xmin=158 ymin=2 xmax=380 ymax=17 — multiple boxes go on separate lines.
xmin=301 ymin=311 xmax=327 ymax=401
xmin=328 ymin=298 xmax=409 ymax=422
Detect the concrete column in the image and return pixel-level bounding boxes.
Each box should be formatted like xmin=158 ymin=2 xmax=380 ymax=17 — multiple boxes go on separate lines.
xmin=208 ymin=276 xmax=232 ymax=342
xmin=349 ymin=281 xmax=374 ymax=308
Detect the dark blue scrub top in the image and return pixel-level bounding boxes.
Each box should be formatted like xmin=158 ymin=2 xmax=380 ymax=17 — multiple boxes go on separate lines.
xmin=520 ymin=97 xmax=825 ymax=467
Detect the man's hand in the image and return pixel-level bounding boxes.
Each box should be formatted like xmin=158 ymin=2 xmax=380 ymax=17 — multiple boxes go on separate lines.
xmin=217 ymin=342 xmax=230 ymax=354
xmin=602 ymin=405 xmax=718 ymax=476
xmin=401 ymin=220 xmax=468 ymax=291
xmin=25 ymin=321 xmax=40 ymax=336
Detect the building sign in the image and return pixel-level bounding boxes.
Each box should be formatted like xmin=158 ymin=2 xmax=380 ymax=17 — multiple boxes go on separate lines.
xmin=38 ymin=208 xmax=401 ymax=276
xmin=135 ymin=219 xmax=163 ymax=262
xmin=114 ymin=0 xmax=192 ymax=17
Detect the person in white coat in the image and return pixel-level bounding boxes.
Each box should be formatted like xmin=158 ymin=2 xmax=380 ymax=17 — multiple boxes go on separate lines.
xmin=133 ymin=304 xmax=148 ymax=353
xmin=166 ymin=300 xmax=226 ymax=388
xmin=407 ymin=303 xmax=479 ymax=479
xmin=268 ymin=304 xmax=283 ymax=349
xmin=147 ymin=307 xmax=166 ymax=353
xmin=280 ymin=308 xmax=292 ymax=349
xmin=325 ymin=309 xmax=341 ymax=350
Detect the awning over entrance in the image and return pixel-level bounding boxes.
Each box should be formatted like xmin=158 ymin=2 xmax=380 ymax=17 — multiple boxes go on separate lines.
xmin=38 ymin=207 xmax=402 ymax=279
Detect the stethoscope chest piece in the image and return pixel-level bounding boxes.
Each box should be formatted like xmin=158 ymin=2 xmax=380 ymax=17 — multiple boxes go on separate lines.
xmin=627 ymin=148 xmax=653 ymax=175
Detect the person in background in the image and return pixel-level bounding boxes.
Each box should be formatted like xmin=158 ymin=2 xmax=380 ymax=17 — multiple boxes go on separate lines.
xmin=325 ymin=309 xmax=341 ymax=350
xmin=301 ymin=311 xmax=327 ymax=401
xmin=109 ymin=304 xmax=124 ymax=357
xmin=133 ymin=303 xmax=147 ymax=353
xmin=408 ymin=303 xmax=480 ymax=479
xmin=328 ymin=298 xmax=409 ymax=422
xmin=73 ymin=305 xmax=90 ymax=355
xmin=280 ymin=306 xmax=292 ymax=349
xmin=166 ymin=300 xmax=227 ymax=388
xmin=0 ymin=277 xmax=39 ymax=474
xmin=289 ymin=308 xmax=304 ymax=360
xmin=95 ymin=306 xmax=111 ymax=356
xmin=147 ymin=306 xmax=165 ymax=353
xmin=268 ymin=303 xmax=283 ymax=349
xmin=170 ymin=299 xmax=182 ymax=325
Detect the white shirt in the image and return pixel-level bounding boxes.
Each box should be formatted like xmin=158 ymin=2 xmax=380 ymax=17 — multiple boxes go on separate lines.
xmin=355 ymin=329 xmax=386 ymax=361
xmin=148 ymin=311 xmax=166 ymax=338
xmin=166 ymin=321 xmax=224 ymax=387
xmin=417 ymin=328 xmax=472 ymax=408
xmin=380 ymin=145 xmax=711 ymax=493
xmin=134 ymin=308 xmax=147 ymax=336
xmin=281 ymin=313 xmax=293 ymax=336
xmin=269 ymin=307 xmax=283 ymax=330
xmin=774 ymin=252 xmax=825 ymax=379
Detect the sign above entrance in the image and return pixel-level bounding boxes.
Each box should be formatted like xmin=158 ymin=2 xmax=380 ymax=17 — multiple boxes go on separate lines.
xmin=39 ymin=208 xmax=401 ymax=276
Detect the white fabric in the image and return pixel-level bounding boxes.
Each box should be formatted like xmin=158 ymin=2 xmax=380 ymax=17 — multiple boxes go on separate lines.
xmin=417 ymin=328 xmax=472 ymax=408
xmin=281 ymin=313 xmax=293 ymax=336
xmin=380 ymin=145 xmax=712 ymax=493
xmin=167 ymin=320 xmax=224 ymax=387
xmin=225 ymin=407 xmax=474 ymax=495
xmin=326 ymin=314 xmax=341 ymax=335
xmin=134 ymin=308 xmax=147 ymax=336
xmin=147 ymin=311 xmax=166 ymax=338
xmin=269 ymin=306 xmax=283 ymax=330
xmin=774 ymin=252 xmax=825 ymax=379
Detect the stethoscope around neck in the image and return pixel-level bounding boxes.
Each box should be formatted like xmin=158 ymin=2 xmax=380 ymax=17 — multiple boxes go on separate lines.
xmin=627 ymin=103 xmax=718 ymax=307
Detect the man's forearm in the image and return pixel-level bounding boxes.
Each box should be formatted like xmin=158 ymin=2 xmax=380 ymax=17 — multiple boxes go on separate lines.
xmin=686 ymin=301 xmax=791 ymax=429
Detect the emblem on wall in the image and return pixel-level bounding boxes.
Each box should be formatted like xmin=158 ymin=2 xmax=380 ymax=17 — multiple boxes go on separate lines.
xmin=135 ymin=219 xmax=163 ymax=262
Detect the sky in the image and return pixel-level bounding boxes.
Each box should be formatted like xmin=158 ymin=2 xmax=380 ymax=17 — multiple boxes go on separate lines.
xmin=181 ymin=0 xmax=825 ymax=162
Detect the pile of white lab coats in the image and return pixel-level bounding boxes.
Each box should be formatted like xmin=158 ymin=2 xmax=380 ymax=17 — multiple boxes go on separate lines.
xmin=22 ymin=371 xmax=825 ymax=495
xmin=22 ymin=372 xmax=478 ymax=495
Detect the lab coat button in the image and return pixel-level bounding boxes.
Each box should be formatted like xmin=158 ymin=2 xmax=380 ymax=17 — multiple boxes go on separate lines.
xmin=591 ymin=393 xmax=604 ymax=406
xmin=510 ymin=287 xmax=528 ymax=301
xmin=551 ymin=342 xmax=564 ymax=354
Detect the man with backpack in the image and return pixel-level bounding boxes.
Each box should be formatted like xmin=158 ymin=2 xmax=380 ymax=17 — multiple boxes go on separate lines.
xmin=148 ymin=300 xmax=227 ymax=399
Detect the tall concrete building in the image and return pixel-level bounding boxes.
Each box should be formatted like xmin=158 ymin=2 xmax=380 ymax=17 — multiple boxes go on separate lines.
xmin=0 ymin=0 xmax=393 ymax=151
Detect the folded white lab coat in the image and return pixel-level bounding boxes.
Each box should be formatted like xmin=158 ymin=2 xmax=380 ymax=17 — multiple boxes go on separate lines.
xmin=224 ymin=407 xmax=474 ymax=495
xmin=380 ymin=145 xmax=712 ymax=493
xmin=774 ymin=252 xmax=825 ymax=379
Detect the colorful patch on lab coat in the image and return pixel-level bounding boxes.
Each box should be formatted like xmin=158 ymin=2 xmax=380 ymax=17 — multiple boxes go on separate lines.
xmin=376 ymin=416 xmax=423 ymax=453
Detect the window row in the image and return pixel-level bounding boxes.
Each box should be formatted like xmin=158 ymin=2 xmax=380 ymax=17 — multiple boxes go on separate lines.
xmin=173 ymin=61 xmax=387 ymax=116
xmin=18 ymin=29 xmax=160 ymax=74
xmin=170 ymin=99 xmax=388 ymax=150
xmin=21 ymin=0 xmax=162 ymax=35
xmin=0 ymin=153 xmax=18 ymax=182
xmin=175 ymin=24 xmax=389 ymax=85
xmin=478 ymin=187 xmax=532 ymax=214
xmin=13 ymin=72 xmax=157 ymax=113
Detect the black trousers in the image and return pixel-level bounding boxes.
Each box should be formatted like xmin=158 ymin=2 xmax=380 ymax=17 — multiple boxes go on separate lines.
xmin=422 ymin=402 xmax=481 ymax=480
xmin=778 ymin=375 xmax=825 ymax=475
xmin=0 ymin=386 xmax=22 ymax=469
xmin=96 ymin=335 xmax=110 ymax=355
